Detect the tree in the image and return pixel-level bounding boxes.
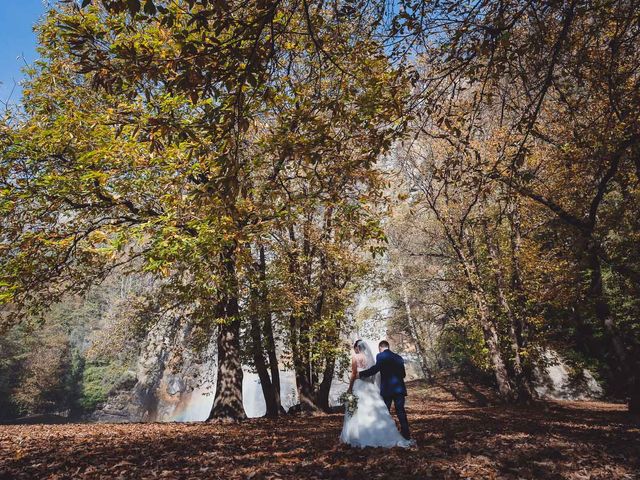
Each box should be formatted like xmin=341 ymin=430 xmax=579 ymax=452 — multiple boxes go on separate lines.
xmin=389 ymin=0 xmax=640 ymax=411
xmin=1 ymin=0 xmax=408 ymax=419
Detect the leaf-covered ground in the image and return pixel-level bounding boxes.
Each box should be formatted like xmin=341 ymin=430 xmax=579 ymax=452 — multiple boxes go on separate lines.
xmin=1 ymin=378 xmax=638 ymax=479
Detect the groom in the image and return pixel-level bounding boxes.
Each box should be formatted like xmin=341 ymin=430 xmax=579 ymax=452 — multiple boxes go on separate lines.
xmin=359 ymin=340 xmax=411 ymax=440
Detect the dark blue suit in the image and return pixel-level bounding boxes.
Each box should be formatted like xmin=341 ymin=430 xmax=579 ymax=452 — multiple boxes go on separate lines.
xmin=359 ymin=349 xmax=410 ymax=439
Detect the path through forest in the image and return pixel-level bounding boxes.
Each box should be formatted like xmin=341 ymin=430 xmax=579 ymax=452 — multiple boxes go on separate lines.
xmin=1 ymin=378 xmax=638 ymax=479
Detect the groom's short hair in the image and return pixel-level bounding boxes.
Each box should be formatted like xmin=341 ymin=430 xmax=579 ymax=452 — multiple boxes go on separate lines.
xmin=379 ymin=340 xmax=390 ymax=349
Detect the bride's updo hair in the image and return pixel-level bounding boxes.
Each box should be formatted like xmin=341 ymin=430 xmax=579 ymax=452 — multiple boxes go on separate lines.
xmin=353 ymin=339 xmax=365 ymax=353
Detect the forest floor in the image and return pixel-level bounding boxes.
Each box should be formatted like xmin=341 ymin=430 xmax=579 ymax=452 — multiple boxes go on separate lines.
xmin=1 ymin=377 xmax=638 ymax=480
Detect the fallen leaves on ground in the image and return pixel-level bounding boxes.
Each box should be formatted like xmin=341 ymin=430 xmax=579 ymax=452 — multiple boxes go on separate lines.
xmin=1 ymin=378 xmax=638 ymax=479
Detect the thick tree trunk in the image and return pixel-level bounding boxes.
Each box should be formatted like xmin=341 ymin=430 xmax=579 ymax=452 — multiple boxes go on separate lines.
xmin=472 ymin=288 xmax=515 ymax=401
xmin=294 ymin=366 xmax=319 ymax=411
xmin=209 ymin=315 xmax=245 ymax=420
xmin=247 ymin=246 xmax=282 ymax=417
xmin=464 ymin=236 xmax=515 ymax=401
xmin=249 ymin=309 xmax=280 ymax=417
xmin=484 ymin=223 xmax=533 ymax=402
xmin=316 ymin=354 xmax=335 ymax=412
xmin=587 ymin=243 xmax=630 ymax=398
xmin=293 ymin=314 xmax=320 ymax=412
xmin=208 ymin=244 xmax=246 ymax=421
xmin=258 ymin=246 xmax=284 ymax=414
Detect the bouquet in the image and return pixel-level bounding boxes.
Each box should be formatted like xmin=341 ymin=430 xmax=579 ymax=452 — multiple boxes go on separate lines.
xmin=338 ymin=391 xmax=358 ymax=415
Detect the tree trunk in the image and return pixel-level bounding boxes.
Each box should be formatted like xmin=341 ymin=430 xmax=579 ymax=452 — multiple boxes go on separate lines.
xmin=294 ymin=366 xmax=319 ymax=411
xmin=433 ymin=209 xmax=515 ymax=401
xmin=587 ymin=242 xmax=640 ymax=413
xmin=288 ymin=309 xmax=319 ymax=412
xmin=472 ymin=287 xmax=515 ymax=401
xmin=507 ymin=200 xmax=528 ymax=347
xmin=586 ymin=243 xmax=630 ymax=398
xmin=316 ymin=353 xmax=335 ymax=412
xmin=287 ymin=220 xmax=323 ymax=413
xmin=258 ymin=246 xmax=284 ymax=414
xmin=249 ymin=308 xmax=280 ymax=417
xmin=289 ymin=308 xmax=324 ymax=412
xmin=398 ymin=266 xmax=433 ymax=382
xmin=263 ymin=313 xmax=279 ymax=392
xmin=208 ymin=244 xmax=246 ymax=421
xmin=247 ymin=246 xmax=282 ymax=417
xmin=264 ymin=316 xmax=284 ymax=413
xmin=464 ymin=236 xmax=515 ymax=401
xmin=209 ymin=314 xmax=245 ymax=420
xmin=293 ymin=313 xmax=320 ymax=412
xmin=484 ymin=222 xmax=533 ymax=402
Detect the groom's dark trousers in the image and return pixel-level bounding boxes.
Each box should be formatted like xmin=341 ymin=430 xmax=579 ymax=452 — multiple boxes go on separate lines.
xmin=359 ymin=349 xmax=411 ymax=439
xmin=383 ymin=394 xmax=410 ymax=439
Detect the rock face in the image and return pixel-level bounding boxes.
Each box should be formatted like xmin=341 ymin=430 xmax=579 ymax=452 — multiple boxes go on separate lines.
xmin=92 ymin=318 xmax=304 ymax=421
xmin=87 ymin=369 xmax=141 ymax=422
xmin=90 ymin=319 xmax=216 ymax=423
xmin=148 ymin=344 xmax=216 ymax=422
xmin=533 ymin=349 xmax=603 ymax=401
xmin=89 ymin=388 xmax=142 ymax=423
xmin=92 ymin=288 xmax=398 ymax=422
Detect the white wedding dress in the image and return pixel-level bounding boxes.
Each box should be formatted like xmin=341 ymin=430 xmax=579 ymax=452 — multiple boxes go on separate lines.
xmin=339 ymin=344 xmax=413 ymax=448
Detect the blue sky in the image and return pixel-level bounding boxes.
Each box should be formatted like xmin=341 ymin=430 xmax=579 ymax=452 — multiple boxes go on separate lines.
xmin=0 ymin=0 xmax=47 ymax=104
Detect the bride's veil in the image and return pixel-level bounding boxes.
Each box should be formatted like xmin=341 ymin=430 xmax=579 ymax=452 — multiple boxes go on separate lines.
xmin=357 ymin=340 xmax=380 ymax=387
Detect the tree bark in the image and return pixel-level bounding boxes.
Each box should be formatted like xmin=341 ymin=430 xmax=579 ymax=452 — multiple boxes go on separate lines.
xmin=464 ymin=235 xmax=515 ymax=401
xmin=208 ymin=243 xmax=246 ymax=421
xmin=249 ymin=304 xmax=280 ymax=417
xmin=483 ymin=221 xmax=533 ymax=402
xmin=398 ymin=266 xmax=433 ymax=382
xmin=586 ymin=243 xmax=630 ymax=396
xmin=246 ymin=245 xmax=281 ymax=417
xmin=263 ymin=313 xmax=284 ymax=414
xmin=258 ymin=246 xmax=284 ymax=414
xmin=209 ymin=311 xmax=245 ymax=420
xmin=316 ymin=353 xmax=335 ymax=412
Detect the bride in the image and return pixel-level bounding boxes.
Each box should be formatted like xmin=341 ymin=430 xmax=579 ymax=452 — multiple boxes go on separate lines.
xmin=339 ymin=339 xmax=413 ymax=448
